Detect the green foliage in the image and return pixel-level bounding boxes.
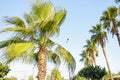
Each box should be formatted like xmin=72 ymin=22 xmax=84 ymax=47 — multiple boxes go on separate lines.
xmin=102 ymin=72 xmax=111 ymax=80
xmin=100 ymin=6 xmax=120 ymax=46
xmin=6 ymin=42 xmax=35 ymax=63
xmin=103 ymin=72 xmax=117 ymax=80
xmin=0 ymin=62 xmax=10 ymax=78
xmin=46 ymin=68 xmax=64 ymax=80
xmin=81 ymin=39 xmax=98 ymax=66
xmin=29 ymin=75 xmax=34 ymax=80
xmin=80 ymin=50 xmax=93 ymax=67
xmin=46 ymin=75 xmax=51 ymax=80
xmin=2 ymin=78 xmax=12 ymax=80
xmin=89 ymin=24 xmax=108 ymax=47
xmin=4 ymin=76 xmax=18 ymax=80
xmin=79 ymin=65 xmax=107 ymax=80
xmin=71 ymin=75 xmax=86 ymax=80
xmin=55 ymin=45 xmax=76 ymax=72
xmin=0 ymin=37 xmax=26 ymax=49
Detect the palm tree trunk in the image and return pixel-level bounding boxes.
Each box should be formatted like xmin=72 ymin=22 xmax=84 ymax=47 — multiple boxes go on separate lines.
xmin=112 ymin=20 xmax=120 ymax=46
xmin=93 ymin=56 xmax=97 ymax=66
xmin=101 ymin=47 xmax=113 ymax=80
xmin=38 ymin=47 xmax=47 ymax=80
xmin=116 ymin=33 xmax=120 ymax=46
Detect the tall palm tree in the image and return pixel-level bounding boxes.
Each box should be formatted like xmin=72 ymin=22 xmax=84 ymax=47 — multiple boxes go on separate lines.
xmin=89 ymin=24 xmax=113 ymax=80
xmin=80 ymin=50 xmax=93 ymax=67
xmin=83 ymin=40 xmax=98 ymax=66
xmin=100 ymin=6 xmax=120 ymax=46
xmin=0 ymin=1 xmax=76 ymax=80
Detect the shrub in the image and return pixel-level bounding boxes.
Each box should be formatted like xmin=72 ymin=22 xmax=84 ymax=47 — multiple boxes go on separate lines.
xmin=0 ymin=62 xmax=10 ymax=78
xmin=79 ymin=65 xmax=107 ymax=80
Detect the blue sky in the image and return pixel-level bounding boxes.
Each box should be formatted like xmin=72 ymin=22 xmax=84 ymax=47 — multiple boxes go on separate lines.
xmin=0 ymin=0 xmax=120 ymax=79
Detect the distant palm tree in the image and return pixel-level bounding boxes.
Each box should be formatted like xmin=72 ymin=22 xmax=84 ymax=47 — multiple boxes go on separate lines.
xmin=89 ymin=24 xmax=113 ymax=80
xmin=0 ymin=1 xmax=76 ymax=80
xmin=83 ymin=40 xmax=98 ymax=66
xmin=100 ymin=6 xmax=120 ymax=46
xmin=80 ymin=50 xmax=93 ymax=67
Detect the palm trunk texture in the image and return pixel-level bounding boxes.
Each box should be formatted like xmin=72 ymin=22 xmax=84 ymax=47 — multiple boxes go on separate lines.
xmin=93 ymin=56 xmax=97 ymax=66
xmin=38 ymin=47 xmax=47 ymax=80
xmin=102 ymin=47 xmax=113 ymax=80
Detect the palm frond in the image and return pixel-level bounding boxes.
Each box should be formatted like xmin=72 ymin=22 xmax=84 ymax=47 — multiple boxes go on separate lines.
xmin=80 ymin=50 xmax=88 ymax=62
xmin=56 ymin=45 xmax=76 ymax=73
xmin=46 ymin=39 xmax=56 ymax=49
xmin=54 ymin=9 xmax=66 ymax=26
xmin=108 ymin=6 xmax=118 ymax=17
xmin=35 ymin=16 xmax=60 ymax=37
xmin=83 ymin=39 xmax=98 ymax=65
xmin=0 ymin=27 xmax=35 ymax=39
xmin=4 ymin=42 xmax=35 ymax=63
xmin=40 ymin=19 xmax=55 ymax=33
xmin=80 ymin=50 xmax=93 ymax=66
xmin=0 ymin=37 xmax=26 ymax=48
xmin=4 ymin=17 xmax=25 ymax=28
xmin=90 ymin=24 xmax=107 ymax=47
xmin=49 ymin=25 xmax=60 ymax=37
xmin=31 ymin=1 xmax=54 ymax=21
xmin=0 ymin=27 xmax=26 ymax=33
xmin=24 ymin=13 xmax=33 ymax=26
xmin=48 ymin=50 xmax=61 ymax=65
xmin=21 ymin=53 xmax=38 ymax=65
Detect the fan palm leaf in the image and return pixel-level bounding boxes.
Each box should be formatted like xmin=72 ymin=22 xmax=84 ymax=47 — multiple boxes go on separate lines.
xmin=55 ymin=45 xmax=76 ymax=73
xmin=4 ymin=16 xmax=25 ymax=28
xmin=3 ymin=42 xmax=35 ymax=64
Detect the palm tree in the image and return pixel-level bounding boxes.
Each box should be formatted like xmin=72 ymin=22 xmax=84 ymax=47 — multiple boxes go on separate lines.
xmin=80 ymin=50 xmax=93 ymax=67
xmin=100 ymin=6 xmax=120 ymax=46
xmin=83 ymin=40 xmax=98 ymax=66
xmin=0 ymin=1 xmax=76 ymax=80
xmin=89 ymin=24 xmax=113 ymax=80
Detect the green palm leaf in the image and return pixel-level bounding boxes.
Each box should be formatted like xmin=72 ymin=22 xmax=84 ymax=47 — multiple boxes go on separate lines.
xmin=46 ymin=39 xmax=56 ymax=48
xmin=24 ymin=13 xmax=33 ymax=26
xmin=0 ymin=27 xmax=26 ymax=33
xmin=5 ymin=42 xmax=35 ymax=63
xmin=80 ymin=50 xmax=92 ymax=66
xmin=48 ymin=50 xmax=61 ymax=65
xmin=54 ymin=9 xmax=66 ymax=26
xmin=31 ymin=1 xmax=54 ymax=21
xmin=56 ymin=45 xmax=76 ymax=72
xmin=0 ymin=37 xmax=26 ymax=48
xmin=100 ymin=6 xmax=120 ymax=46
xmin=4 ymin=17 xmax=25 ymax=28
